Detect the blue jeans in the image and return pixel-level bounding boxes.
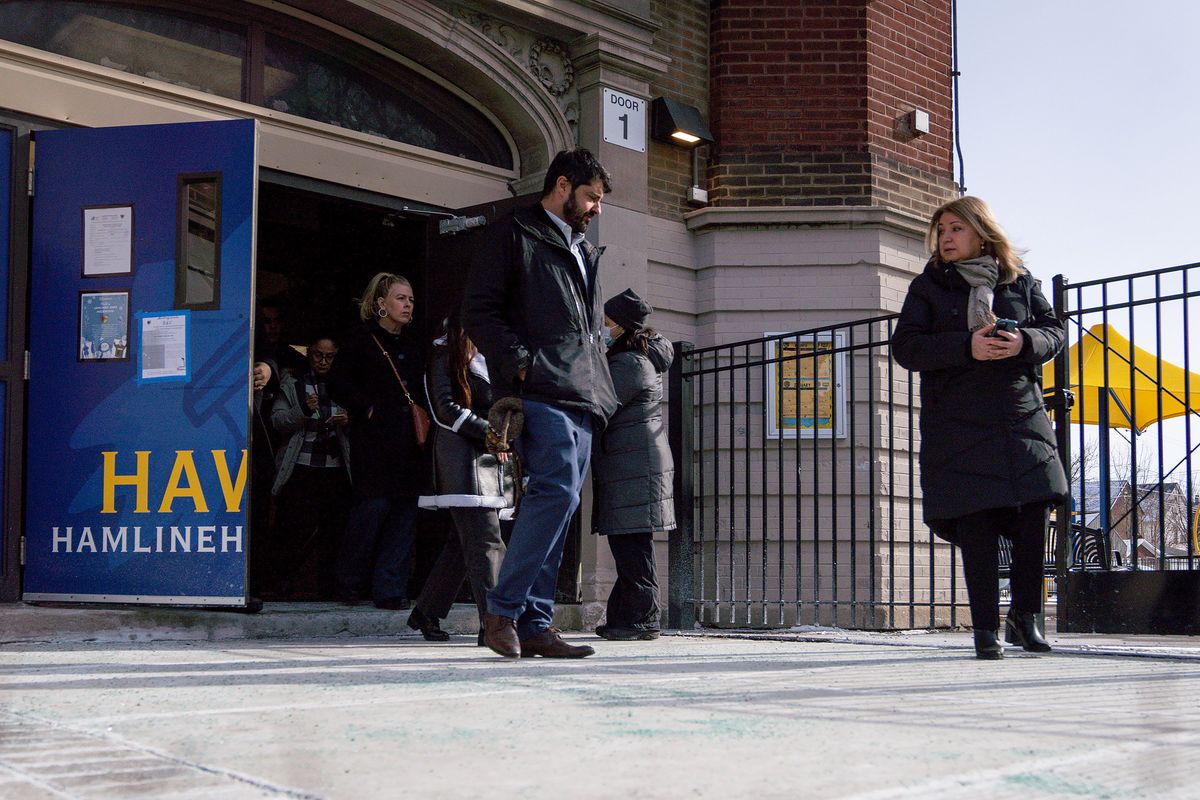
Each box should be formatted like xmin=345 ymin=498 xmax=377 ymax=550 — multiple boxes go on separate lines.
xmin=336 ymin=495 xmax=417 ymax=601
xmin=486 ymin=400 xmax=593 ymax=640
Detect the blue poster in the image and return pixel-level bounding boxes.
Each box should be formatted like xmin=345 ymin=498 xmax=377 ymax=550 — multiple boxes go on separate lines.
xmin=25 ymin=120 xmax=256 ymax=605
xmin=79 ymin=291 xmax=130 ymax=361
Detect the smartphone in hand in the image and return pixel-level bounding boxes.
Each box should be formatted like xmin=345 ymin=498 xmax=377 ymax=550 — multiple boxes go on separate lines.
xmin=987 ymin=318 xmax=1018 ymax=337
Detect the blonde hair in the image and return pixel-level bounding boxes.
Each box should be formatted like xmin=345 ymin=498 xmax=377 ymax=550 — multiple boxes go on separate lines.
xmin=358 ymin=272 xmax=412 ymax=322
xmin=926 ymin=196 xmax=1024 ymax=284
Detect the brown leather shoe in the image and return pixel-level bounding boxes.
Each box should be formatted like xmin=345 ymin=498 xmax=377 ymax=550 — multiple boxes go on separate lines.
xmin=482 ymin=612 xmax=521 ymax=659
xmin=520 ymin=627 xmax=595 ymax=659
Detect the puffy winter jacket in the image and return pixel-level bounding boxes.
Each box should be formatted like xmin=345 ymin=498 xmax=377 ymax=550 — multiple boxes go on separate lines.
xmin=417 ymin=342 xmax=515 ymax=516
xmin=591 ymin=334 xmax=676 ymax=535
xmin=462 ymin=204 xmax=618 ymax=427
xmin=891 ymin=259 xmax=1068 ymax=540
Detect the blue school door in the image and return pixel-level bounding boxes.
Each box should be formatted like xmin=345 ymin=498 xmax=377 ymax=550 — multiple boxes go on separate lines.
xmin=24 ymin=119 xmax=259 ymax=606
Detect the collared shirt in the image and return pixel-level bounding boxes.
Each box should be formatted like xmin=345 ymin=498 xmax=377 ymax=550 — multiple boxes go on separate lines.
xmin=543 ymin=208 xmax=588 ymax=285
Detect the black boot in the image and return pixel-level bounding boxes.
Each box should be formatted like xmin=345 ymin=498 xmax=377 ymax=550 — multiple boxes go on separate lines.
xmin=1005 ymin=609 xmax=1051 ymax=652
xmin=973 ymin=629 xmax=1004 ymax=660
xmin=406 ymin=606 xmax=450 ymax=642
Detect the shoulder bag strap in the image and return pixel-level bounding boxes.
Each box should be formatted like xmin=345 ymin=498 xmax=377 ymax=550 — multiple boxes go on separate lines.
xmin=370 ymin=333 xmax=417 ymax=407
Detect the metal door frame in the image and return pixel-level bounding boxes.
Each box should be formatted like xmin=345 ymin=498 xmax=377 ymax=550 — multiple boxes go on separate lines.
xmin=0 ymin=110 xmax=60 ymax=601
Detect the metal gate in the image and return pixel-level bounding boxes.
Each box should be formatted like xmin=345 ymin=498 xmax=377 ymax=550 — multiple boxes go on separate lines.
xmin=1052 ymin=263 xmax=1200 ymax=634
xmin=666 ymin=316 xmax=966 ymax=631
xmin=667 ymin=262 xmax=1200 ymax=633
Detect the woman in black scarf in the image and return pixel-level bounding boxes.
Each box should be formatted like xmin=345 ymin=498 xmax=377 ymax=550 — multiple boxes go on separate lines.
xmin=892 ymin=196 xmax=1067 ymax=659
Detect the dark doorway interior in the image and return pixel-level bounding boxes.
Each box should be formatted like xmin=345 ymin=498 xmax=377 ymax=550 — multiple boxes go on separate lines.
xmin=249 ymin=179 xmax=581 ymax=608
xmin=255 ymin=180 xmax=427 ymax=343
xmin=251 ymin=179 xmax=444 ymax=602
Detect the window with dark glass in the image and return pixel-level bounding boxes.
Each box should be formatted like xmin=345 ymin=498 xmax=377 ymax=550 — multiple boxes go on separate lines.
xmin=175 ymin=175 xmax=221 ymax=310
xmin=0 ymin=1 xmax=246 ymax=100
xmin=0 ymin=1 xmax=513 ymax=169
xmin=262 ymin=34 xmax=511 ymax=168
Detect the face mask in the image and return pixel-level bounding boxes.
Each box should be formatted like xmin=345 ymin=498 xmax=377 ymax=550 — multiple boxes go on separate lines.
xmin=603 ymin=333 xmax=616 ymax=348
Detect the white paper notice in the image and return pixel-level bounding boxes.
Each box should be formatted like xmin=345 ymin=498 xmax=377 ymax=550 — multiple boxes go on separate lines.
xmin=140 ymin=314 xmax=188 ymax=381
xmin=83 ymin=206 xmax=133 ymax=276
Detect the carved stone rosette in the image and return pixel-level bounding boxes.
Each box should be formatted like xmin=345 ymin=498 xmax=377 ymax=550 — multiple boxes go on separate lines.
xmin=450 ymin=4 xmax=578 ymax=135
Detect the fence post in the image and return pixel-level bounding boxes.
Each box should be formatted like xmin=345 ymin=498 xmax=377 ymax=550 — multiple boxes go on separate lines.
xmin=668 ymin=341 xmax=695 ymax=630
xmin=1051 ymin=273 xmax=1074 ymax=630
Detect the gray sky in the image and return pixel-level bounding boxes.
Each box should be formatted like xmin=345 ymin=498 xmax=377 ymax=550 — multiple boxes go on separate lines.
xmin=955 ymin=1 xmax=1200 ymax=285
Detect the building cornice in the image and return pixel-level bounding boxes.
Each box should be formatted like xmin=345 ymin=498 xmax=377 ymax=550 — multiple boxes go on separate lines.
xmin=683 ymin=206 xmax=929 ymax=238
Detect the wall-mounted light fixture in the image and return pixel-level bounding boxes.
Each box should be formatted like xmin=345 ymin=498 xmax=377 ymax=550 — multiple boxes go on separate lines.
xmin=651 ymin=97 xmax=714 ymax=148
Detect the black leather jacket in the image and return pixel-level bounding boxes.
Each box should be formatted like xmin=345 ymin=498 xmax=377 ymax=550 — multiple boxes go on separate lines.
xmin=462 ymin=204 xmax=618 ymax=428
xmin=420 ymin=342 xmax=512 ymax=507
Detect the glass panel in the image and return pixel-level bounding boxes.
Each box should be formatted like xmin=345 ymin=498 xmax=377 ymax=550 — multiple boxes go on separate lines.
xmin=176 ymin=176 xmax=221 ymax=309
xmin=0 ymin=1 xmax=246 ymax=100
xmin=263 ymin=33 xmax=512 ymax=169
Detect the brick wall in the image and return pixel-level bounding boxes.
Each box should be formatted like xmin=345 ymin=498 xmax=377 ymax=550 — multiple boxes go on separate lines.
xmin=865 ymin=0 xmax=956 ymax=216
xmin=648 ymin=0 xmax=710 ymax=220
xmin=708 ymin=0 xmax=955 ymax=218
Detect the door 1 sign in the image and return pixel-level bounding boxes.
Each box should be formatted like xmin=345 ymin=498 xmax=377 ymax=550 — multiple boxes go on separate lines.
xmin=602 ymin=88 xmax=646 ymax=153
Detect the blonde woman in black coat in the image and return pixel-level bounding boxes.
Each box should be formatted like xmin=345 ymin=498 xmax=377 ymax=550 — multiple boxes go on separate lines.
xmin=892 ymin=197 xmax=1067 ymax=660
xmin=592 ymin=289 xmax=675 ymax=641
xmin=327 ymin=273 xmax=425 ymax=610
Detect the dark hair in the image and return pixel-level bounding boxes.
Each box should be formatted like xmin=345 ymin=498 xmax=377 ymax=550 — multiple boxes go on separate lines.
xmin=613 ymin=327 xmax=657 ymax=357
xmin=307 ymin=333 xmax=337 ymax=349
xmin=443 ymin=312 xmax=475 ymax=408
xmin=541 ymin=148 xmax=612 ymax=197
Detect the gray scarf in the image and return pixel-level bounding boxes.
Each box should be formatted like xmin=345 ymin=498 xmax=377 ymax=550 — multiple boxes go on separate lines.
xmin=953 ymin=256 xmax=999 ymax=331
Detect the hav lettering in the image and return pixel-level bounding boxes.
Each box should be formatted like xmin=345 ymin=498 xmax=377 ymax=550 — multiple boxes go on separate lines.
xmin=101 ymin=450 xmax=248 ymax=513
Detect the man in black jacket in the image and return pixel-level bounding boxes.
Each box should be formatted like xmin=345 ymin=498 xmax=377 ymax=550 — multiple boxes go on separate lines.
xmin=463 ymin=149 xmax=619 ymax=659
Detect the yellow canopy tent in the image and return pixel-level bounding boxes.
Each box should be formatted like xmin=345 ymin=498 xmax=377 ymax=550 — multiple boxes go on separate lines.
xmin=1043 ymin=323 xmax=1200 ymax=432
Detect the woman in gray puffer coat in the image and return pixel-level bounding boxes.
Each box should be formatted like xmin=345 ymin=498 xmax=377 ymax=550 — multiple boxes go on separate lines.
xmin=892 ymin=196 xmax=1067 ymax=660
xmin=592 ymin=289 xmax=676 ymax=641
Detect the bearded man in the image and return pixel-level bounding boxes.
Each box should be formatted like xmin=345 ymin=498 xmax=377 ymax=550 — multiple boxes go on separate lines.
xmin=462 ymin=149 xmax=618 ymax=659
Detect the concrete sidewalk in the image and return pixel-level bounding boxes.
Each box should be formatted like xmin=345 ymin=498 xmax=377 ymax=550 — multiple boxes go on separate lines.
xmin=2 ymin=608 xmax=1198 ymax=799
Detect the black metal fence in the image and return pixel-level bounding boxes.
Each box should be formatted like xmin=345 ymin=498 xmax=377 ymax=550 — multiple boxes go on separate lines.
xmin=1052 ymin=263 xmax=1200 ymax=579
xmin=667 ymin=316 xmax=967 ymax=631
xmin=666 ymin=261 xmax=1200 ymax=633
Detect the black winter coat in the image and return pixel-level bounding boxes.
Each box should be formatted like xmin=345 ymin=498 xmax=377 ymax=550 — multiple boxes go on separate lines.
xmin=462 ymin=204 xmax=618 ymax=428
xmin=327 ymin=321 xmax=426 ymax=499
xmin=591 ymin=334 xmax=676 ymax=535
xmin=418 ymin=343 xmax=515 ymax=514
xmin=891 ymin=259 xmax=1068 ymax=540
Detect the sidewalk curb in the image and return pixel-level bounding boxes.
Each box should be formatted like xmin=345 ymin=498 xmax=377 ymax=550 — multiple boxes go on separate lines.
xmin=0 ymin=601 xmax=594 ymax=645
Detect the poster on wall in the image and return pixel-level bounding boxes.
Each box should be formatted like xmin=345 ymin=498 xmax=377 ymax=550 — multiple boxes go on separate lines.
xmin=138 ymin=311 xmax=190 ymax=382
xmin=78 ymin=291 xmax=130 ymax=361
xmin=82 ymin=205 xmax=134 ymax=277
xmin=765 ymin=331 xmax=847 ymax=439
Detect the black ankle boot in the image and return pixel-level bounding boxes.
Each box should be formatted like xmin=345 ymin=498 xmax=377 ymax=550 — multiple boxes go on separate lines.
xmin=1005 ymin=609 xmax=1051 ymax=652
xmin=973 ymin=629 xmax=1004 ymax=660
xmin=406 ymin=606 xmax=450 ymax=642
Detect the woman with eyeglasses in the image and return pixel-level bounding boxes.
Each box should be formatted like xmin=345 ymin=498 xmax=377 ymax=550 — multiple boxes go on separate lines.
xmin=268 ymin=335 xmax=351 ymax=597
